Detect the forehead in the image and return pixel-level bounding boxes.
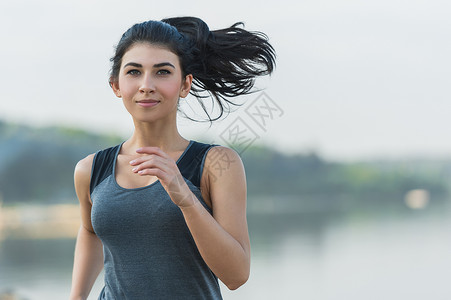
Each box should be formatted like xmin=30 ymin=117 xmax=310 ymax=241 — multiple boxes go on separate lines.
xmin=121 ymin=43 xmax=180 ymax=68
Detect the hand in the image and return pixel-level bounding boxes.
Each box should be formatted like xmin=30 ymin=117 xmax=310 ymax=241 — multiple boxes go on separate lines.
xmin=129 ymin=147 xmax=196 ymax=208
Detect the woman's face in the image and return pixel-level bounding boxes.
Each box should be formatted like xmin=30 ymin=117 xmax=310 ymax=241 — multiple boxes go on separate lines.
xmin=111 ymin=43 xmax=192 ymax=124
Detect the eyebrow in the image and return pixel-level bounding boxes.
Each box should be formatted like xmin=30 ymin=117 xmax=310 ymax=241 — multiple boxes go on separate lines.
xmin=123 ymin=62 xmax=176 ymax=69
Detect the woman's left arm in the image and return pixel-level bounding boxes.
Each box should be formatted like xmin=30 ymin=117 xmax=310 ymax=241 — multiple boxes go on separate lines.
xmin=130 ymin=146 xmax=250 ymax=290
xmin=179 ymin=146 xmax=250 ymax=290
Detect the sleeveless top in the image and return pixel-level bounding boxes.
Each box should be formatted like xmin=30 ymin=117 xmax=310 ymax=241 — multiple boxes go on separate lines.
xmin=90 ymin=140 xmax=223 ymax=300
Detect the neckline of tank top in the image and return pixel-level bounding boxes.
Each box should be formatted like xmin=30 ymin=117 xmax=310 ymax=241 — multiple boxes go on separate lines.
xmin=111 ymin=140 xmax=194 ymax=192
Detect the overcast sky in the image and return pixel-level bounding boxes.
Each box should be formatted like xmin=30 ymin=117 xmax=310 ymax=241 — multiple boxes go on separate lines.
xmin=1 ymin=0 xmax=450 ymax=160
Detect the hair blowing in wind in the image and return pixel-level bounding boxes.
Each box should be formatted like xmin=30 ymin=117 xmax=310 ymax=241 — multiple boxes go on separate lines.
xmin=110 ymin=16 xmax=276 ymax=121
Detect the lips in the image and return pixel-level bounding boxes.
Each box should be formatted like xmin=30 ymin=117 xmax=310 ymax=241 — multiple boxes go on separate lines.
xmin=136 ymin=99 xmax=160 ymax=107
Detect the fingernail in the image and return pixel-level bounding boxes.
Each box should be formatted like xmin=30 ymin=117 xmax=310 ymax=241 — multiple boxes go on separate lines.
xmin=132 ymin=167 xmax=138 ymax=172
xmin=130 ymin=160 xmax=136 ymax=165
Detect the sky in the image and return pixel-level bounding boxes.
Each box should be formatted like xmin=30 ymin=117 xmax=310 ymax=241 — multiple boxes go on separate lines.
xmin=1 ymin=0 xmax=450 ymax=161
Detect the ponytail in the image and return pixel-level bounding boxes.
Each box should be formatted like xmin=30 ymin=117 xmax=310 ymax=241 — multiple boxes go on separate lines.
xmin=162 ymin=17 xmax=276 ymax=121
xmin=110 ymin=17 xmax=276 ymax=121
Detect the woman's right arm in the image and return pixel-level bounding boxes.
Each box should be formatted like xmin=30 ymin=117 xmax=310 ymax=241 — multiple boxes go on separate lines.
xmin=69 ymin=154 xmax=104 ymax=300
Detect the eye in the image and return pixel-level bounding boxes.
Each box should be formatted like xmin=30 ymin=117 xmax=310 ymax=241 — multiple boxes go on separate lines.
xmin=156 ymin=69 xmax=171 ymax=75
xmin=126 ymin=69 xmax=141 ymax=76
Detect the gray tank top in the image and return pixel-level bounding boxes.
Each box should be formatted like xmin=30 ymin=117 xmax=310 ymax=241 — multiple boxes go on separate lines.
xmin=90 ymin=140 xmax=222 ymax=299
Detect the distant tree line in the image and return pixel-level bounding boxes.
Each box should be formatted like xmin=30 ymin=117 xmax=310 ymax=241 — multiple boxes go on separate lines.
xmin=0 ymin=120 xmax=448 ymax=207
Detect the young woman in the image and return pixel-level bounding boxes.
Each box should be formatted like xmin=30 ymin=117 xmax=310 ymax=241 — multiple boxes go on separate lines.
xmin=69 ymin=17 xmax=275 ymax=300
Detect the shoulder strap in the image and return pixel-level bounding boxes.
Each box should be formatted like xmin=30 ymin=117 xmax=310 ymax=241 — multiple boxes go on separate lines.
xmin=90 ymin=144 xmax=121 ymax=195
xmin=178 ymin=141 xmax=216 ymax=189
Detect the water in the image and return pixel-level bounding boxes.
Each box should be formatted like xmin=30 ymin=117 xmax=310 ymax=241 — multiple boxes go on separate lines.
xmin=1 ymin=201 xmax=451 ymax=299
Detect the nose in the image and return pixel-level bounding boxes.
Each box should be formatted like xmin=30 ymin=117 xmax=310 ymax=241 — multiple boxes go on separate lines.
xmin=139 ymin=74 xmax=155 ymax=94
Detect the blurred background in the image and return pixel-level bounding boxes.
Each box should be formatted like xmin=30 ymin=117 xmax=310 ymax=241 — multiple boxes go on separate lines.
xmin=1 ymin=0 xmax=451 ymax=299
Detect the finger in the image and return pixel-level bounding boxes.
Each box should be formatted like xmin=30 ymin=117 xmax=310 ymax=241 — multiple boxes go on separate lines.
xmin=130 ymin=148 xmax=170 ymax=166
xmin=130 ymin=148 xmax=175 ymax=165
xmin=129 ymin=154 xmax=160 ymax=166
xmin=136 ymin=168 xmax=165 ymax=179
xmin=132 ymin=158 xmax=170 ymax=173
xmin=135 ymin=147 xmax=168 ymax=158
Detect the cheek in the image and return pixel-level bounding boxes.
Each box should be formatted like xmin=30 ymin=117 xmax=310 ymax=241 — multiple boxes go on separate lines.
xmin=118 ymin=79 xmax=136 ymax=97
xmin=159 ymin=79 xmax=182 ymax=98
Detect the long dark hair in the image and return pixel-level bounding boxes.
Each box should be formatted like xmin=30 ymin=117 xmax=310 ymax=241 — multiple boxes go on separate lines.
xmin=110 ymin=16 xmax=276 ymax=121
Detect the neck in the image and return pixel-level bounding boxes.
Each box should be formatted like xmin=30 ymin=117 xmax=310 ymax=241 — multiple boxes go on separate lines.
xmin=125 ymin=117 xmax=187 ymax=153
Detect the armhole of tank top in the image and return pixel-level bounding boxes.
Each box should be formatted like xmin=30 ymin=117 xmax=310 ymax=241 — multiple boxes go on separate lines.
xmin=89 ymin=151 xmax=100 ymax=198
xmin=199 ymin=145 xmax=218 ymax=187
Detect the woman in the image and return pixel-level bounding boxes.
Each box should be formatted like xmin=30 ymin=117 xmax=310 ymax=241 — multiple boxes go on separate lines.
xmin=69 ymin=16 xmax=275 ymax=300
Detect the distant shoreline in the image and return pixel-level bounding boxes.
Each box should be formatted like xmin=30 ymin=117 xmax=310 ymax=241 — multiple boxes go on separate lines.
xmin=0 ymin=204 xmax=80 ymax=240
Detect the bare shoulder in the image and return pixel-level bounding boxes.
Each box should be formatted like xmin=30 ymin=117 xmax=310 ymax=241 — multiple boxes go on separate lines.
xmin=204 ymin=146 xmax=244 ymax=174
xmin=74 ymin=154 xmax=95 ymax=182
xmin=203 ymin=146 xmax=246 ymax=193
xmin=74 ymin=154 xmax=97 ymax=232
xmin=74 ymin=154 xmax=96 ymax=203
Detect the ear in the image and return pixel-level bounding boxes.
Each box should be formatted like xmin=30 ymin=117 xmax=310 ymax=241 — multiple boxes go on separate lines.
xmin=110 ymin=78 xmax=122 ymax=98
xmin=180 ymin=74 xmax=193 ymax=98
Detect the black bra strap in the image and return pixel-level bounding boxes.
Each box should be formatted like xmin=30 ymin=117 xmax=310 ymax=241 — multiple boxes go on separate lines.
xmin=90 ymin=145 xmax=120 ymax=195
xmin=178 ymin=141 xmax=215 ymax=189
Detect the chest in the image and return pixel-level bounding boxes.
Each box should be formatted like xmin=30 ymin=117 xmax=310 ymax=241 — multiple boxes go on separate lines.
xmin=115 ymin=154 xmax=159 ymax=189
xmin=91 ymin=178 xmax=187 ymax=239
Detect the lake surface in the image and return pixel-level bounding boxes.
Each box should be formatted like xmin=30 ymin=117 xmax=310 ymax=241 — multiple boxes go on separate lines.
xmin=1 ymin=199 xmax=451 ymax=299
